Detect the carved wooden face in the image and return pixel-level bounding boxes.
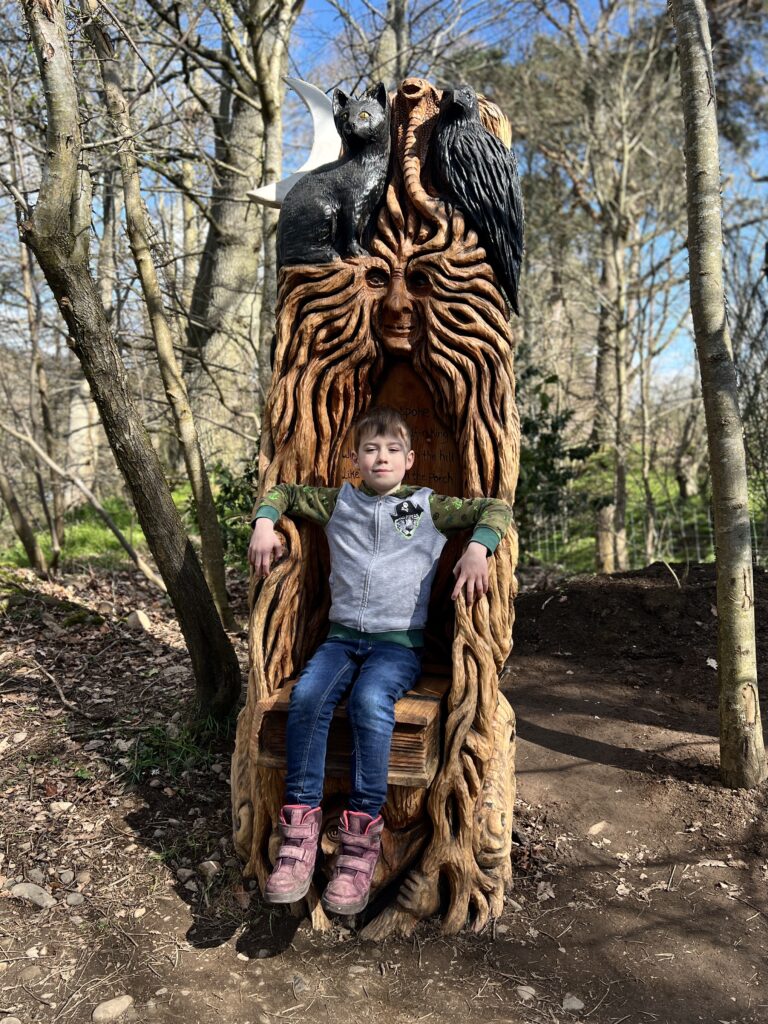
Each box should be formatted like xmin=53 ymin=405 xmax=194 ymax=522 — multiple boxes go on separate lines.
xmin=365 ymin=264 xmax=433 ymax=355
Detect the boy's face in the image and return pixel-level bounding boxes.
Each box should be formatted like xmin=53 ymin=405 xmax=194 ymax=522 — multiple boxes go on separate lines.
xmin=352 ymin=432 xmax=415 ymax=494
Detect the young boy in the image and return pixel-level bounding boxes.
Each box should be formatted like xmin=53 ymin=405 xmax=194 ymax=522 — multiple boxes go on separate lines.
xmin=248 ymin=407 xmax=512 ymax=915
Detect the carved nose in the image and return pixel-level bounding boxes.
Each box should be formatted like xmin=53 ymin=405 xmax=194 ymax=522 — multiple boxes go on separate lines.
xmin=382 ymin=276 xmax=412 ymax=318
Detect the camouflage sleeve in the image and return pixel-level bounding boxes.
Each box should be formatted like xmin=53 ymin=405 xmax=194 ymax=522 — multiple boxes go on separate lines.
xmin=428 ymin=493 xmax=514 ymax=553
xmin=252 ymin=484 xmax=340 ymax=527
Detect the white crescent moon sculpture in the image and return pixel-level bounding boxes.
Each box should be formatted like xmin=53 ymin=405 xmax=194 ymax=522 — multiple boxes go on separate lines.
xmin=248 ymin=78 xmax=341 ymax=209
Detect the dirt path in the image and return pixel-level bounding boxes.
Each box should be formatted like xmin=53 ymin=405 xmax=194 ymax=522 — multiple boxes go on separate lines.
xmin=1 ymin=564 xmax=766 ymax=1024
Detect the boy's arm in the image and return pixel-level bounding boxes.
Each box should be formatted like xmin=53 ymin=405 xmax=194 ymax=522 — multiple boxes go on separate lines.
xmin=251 ymin=483 xmax=340 ymax=528
xmin=428 ymin=494 xmax=514 ymax=554
xmin=249 ymin=484 xmax=340 ymax=577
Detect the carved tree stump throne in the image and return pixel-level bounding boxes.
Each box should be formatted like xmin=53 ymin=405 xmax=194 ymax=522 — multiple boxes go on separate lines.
xmin=231 ymin=78 xmax=520 ymax=937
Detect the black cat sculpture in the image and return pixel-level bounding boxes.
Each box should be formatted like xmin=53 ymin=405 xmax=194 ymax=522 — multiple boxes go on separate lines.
xmin=276 ymin=83 xmax=391 ymax=268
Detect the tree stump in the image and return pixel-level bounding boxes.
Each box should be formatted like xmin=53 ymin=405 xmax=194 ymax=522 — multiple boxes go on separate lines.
xmin=231 ymin=77 xmax=520 ymax=937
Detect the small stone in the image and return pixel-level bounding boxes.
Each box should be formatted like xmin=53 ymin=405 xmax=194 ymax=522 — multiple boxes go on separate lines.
xmin=76 ymin=870 xmax=92 ymax=885
xmin=50 ymin=801 xmax=74 ymax=813
xmin=176 ymin=868 xmax=195 ymax=882
xmin=60 ymin=869 xmax=75 ymax=884
xmin=70 ymin=915 xmax=84 ymax=925
xmin=10 ymin=882 xmax=56 ymax=909
xmin=133 ymin=907 xmax=146 ymax=919
xmin=257 ymin=948 xmax=271 ymax=959
xmin=92 ymin=995 xmax=134 ymax=1022
xmin=27 ymin=868 xmax=45 ymax=885
xmin=348 ymin=965 xmax=367 ymax=974
xmin=165 ymin=723 xmax=180 ymax=740
xmin=507 ymin=899 xmax=523 ymax=912
xmin=197 ymin=860 xmax=220 ymax=881
xmin=25 ymin=946 xmax=41 ymax=958
xmin=1 ymin=1017 xmax=23 ymax=1024
xmin=12 ymin=731 xmax=27 ymax=744
xmin=84 ymin=740 xmax=105 ymax=751
xmin=125 ymin=610 xmax=151 ymax=631
xmin=148 ymin=778 xmax=163 ymax=788
xmin=236 ymin=953 xmax=249 ymax=962
xmin=18 ymin=841 xmax=32 ymax=853
xmin=20 ymin=964 xmax=43 ymax=982
xmin=66 ymin=892 xmax=85 ymax=906
xmin=588 ymin=820 xmax=609 ymax=836
xmin=97 ymin=602 xmax=114 ymax=617
xmin=184 ymin=880 xmax=198 ymax=893
xmin=495 ymin=923 xmax=509 ymax=934
xmin=563 ymin=994 xmax=585 ymax=1012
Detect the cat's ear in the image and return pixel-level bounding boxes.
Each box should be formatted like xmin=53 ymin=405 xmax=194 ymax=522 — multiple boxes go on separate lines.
xmin=368 ymin=82 xmax=388 ymax=109
xmin=333 ymin=89 xmax=349 ymax=119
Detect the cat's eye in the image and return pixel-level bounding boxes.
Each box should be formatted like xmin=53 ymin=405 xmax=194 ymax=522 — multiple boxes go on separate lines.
xmin=360 ymin=111 xmax=370 ymax=120
xmin=365 ymin=268 xmax=389 ymax=289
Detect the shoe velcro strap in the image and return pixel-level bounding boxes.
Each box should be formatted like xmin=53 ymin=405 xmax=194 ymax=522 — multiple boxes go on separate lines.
xmin=276 ymin=845 xmax=306 ymax=861
xmin=336 ymin=854 xmax=371 ymax=872
xmin=280 ymin=823 xmax=316 ymax=839
xmin=338 ymin=830 xmax=378 ymax=848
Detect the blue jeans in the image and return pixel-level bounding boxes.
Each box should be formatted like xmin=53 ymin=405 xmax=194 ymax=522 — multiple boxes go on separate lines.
xmin=284 ymin=637 xmax=422 ymax=816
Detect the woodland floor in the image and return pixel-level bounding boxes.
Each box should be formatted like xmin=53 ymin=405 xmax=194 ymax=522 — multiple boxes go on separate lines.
xmin=1 ymin=561 xmax=767 ymax=1024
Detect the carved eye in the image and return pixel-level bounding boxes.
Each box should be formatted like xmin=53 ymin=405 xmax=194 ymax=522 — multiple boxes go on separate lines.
xmin=360 ymin=111 xmax=370 ymax=120
xmin=365 ymin=268 xmax=389 ymax=289
xmin=407 ymin=269 xmax=432 ymax=294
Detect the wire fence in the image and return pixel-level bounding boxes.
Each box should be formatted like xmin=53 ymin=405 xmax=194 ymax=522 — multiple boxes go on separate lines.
xmin=526 ymin=502 xmax=768 ymax=571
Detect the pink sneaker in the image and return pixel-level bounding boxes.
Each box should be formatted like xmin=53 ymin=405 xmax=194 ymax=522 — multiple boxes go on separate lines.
xmin=263 ymin=805 xmax=322 ymax=904
xmin=321 ymin=811 xmax=384 ymax=915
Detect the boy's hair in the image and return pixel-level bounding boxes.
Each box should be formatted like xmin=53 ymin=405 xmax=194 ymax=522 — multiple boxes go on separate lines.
xmin=353 ymin=406 xmax=412 ymax=450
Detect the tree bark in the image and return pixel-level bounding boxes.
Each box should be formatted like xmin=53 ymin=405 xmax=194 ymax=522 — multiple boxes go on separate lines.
xmin=83 ymin=2 xmax=236 ymax=630
xmin=670 ymin=0 xmax=766 ymax=788
xmin=0 ymin=465 xmax=49 ymax=577
xmin=18 ymin=0 xmax=241 ymax=719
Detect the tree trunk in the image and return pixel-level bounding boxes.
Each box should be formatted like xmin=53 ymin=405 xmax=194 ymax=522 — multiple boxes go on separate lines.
xmin=671 ymin=0 xmax=766 ymax=788
xmin=592 ymin=225 xmax=620 ymax=573
xmin=0 ymin=466 xmax=49 ymax=576
xmin=18 ymin=0 xmax=241 ymax=719
xmin=187 ymin=62 xmax=265 ymax=461
xmin=84 ymin=2 xmax=236 ymax=630
xmin=186 ymin=0 xmax=304 ymax=459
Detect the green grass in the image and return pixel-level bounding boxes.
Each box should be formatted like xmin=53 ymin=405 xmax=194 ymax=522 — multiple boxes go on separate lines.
xmin=128 ymin=714 xmax=234 ymax=784
xmin=0 ymin=495 xmax=151 ymax=571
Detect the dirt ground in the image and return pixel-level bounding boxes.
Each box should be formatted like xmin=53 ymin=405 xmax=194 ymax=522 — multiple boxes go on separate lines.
xmin=1 ymin=561 xmax=767 ymax=1024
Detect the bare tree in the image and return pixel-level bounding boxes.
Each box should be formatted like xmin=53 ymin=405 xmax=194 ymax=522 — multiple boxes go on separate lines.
xmin=16 ymin=0 xmax=241 ymax=718
xmin=670 ymin=0 xmax=765 ymax=788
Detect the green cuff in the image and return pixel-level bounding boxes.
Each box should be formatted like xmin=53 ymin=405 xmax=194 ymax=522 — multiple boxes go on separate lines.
xmin=250 ymin=504 xmax=280 ymax=528
xmin=470 ymin=526 xmax=500 ymax=554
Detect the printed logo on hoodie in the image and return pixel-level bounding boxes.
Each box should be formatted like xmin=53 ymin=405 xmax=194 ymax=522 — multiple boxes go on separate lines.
xmin=390 ymin=499 xmax=424 ymax=539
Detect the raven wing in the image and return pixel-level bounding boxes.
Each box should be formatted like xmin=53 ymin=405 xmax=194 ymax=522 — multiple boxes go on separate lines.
xmin=439 ymin=123 xmax=524 ymax=315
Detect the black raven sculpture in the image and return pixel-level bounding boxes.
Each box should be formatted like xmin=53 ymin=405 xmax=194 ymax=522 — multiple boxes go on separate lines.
xmin=431 ymin=85 xmax=525 ymax=315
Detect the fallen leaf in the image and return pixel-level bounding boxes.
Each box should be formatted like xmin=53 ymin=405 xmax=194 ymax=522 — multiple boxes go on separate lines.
xmin=536 ymin=881 xmax=555 ymax=902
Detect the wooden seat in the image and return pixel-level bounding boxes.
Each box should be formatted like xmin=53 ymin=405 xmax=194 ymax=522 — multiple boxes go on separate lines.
xmin=256 ymin=666 xmax=451 ymax=788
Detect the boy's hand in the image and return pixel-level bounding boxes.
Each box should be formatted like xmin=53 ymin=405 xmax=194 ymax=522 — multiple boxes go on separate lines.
xmin=248 ymin=518 xmax=284 ymax=577
xmin=451 ymin=541 xmax=489 ymax=603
